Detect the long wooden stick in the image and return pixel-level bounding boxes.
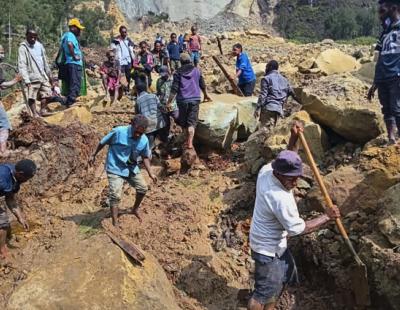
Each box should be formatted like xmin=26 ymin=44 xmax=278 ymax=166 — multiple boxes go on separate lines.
xmin=298 ymin=132 xmax=364 ymax=267
xmin=212 ymin=55 xmax=244 ymax=97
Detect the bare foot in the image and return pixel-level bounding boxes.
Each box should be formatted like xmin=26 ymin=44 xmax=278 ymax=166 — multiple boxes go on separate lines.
xmin=0 ymin=244 xmax=9 ymax=260
xmin=132 ymin=210 xmax=143 ymax=223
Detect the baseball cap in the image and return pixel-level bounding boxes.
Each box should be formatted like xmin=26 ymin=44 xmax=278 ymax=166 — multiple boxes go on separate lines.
xmin=271 ymin=150 xmax=303 ymax=177
xmin=68 ymin=18 xmax=85 ymax=30
xmin=159 ymin=65 xmax=169 ymax=77
xmin=180 ymin=53 xmax=191 ymax=63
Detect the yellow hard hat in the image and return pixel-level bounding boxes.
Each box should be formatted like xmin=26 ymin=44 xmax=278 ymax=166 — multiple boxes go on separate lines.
xmin=68 ymin=18 xmax=85 ymax=30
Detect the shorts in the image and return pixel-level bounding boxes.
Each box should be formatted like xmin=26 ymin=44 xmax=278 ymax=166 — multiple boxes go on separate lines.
xmin=107 ymin=172 xmax=148 ymax=208
xmin=0 ymin=128 xmax=9 ymax=143
xmin=107 ymin=76 xmax=120 ymax=92
xmin=238 ymin=80 xmax=256 ymax=97
xmin=27 ymin=81 xmax=53 ymax=101
xmin=251 ymin=250 xmax=299 ymax=305
xmin=177 ymin=101 xmax=200 ymax=128
xmin=170 ymin=59 xmax=181 ymax=71
xmin=377 ymin=80 xmax=400 ymax=122
xmin=191 ymin=51 xmax=201 ymax=65
xmin=0 ymin=207 xmax=10 ymax=229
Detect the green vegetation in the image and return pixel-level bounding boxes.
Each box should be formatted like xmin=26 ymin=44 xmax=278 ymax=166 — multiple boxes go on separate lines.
xmin=0 ymin=0 xmax=114 ymax=62
xmin=274 ymin=0 xmax=380 ymax=43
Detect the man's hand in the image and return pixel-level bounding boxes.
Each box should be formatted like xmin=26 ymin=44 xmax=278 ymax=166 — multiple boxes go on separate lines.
xmin=149 ymin=173 xmax=158 ymax=183
xmin=73 ymin=55 xmax=81 ymax=61
xmin=367 ymin=85 xmax=377 ymax=102
xmin=88 ymin=154 xmax=96 ymax=166
xmin=254 ymin=110 xmax=260 ymax=119
xmin=326 ymin=204 xmax=341 ymax=220
xmin=290 ymin=121 xmax=304 ymax=136
xmin=14 ymin=74 xmax=23 ymax=83
xmin=19 ymin=217 xmax=29 ymax=231
xmin=203 ymin=95 xmax=212 ymax=103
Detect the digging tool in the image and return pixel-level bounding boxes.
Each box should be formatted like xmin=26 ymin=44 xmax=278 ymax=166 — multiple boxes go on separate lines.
xmin=101 ymin=221 xmax=145 ymax=266
xmin=212 ymin=55 xmax=244 ymax=97
xmin=216 ymin=36 xmax=223 ymax=55
xmin=298 ymin=131 xmax=370 ymax=308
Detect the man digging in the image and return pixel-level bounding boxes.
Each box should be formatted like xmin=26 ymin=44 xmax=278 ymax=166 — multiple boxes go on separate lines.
xmin=248 ymin=122 xmax=341 ymax=310
xmin=0 ymin=159 xmax=37 ymax=260
xmin=89 ymin=115 xmax=157 ymax=226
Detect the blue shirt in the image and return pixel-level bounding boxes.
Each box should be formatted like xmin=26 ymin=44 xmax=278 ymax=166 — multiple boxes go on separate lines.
xmin=0 ymin=164 xmax=20 ymax=196
xmin=236 ymin=52 xmax=256 ymax=85
xmin=61 ymin=32 xmax=83 ymax=66
xmin=100 ymin=126 xmax=151 ymax=177
xmin=167 ymin=41 xmax=181 ymax=60
xmin=375 ymin=20 xmax=400 ymax=83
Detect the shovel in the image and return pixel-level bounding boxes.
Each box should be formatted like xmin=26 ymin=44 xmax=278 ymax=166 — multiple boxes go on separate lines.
xmin=298 ymin=131 xmax=370 ymax=307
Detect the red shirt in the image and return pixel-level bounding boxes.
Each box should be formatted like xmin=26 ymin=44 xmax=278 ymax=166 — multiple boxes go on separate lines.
xmin=189 ymin=34 xmax=201 ymax=51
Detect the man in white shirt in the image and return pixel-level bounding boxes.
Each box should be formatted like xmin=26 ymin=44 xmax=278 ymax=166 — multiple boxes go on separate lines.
xmin=18 ymin=29 xmax=54 ymax=117
xmin=111 ymin=26 xmax=135 ymax=93
xmin=248 ymin=123 xmax=341 ymax=310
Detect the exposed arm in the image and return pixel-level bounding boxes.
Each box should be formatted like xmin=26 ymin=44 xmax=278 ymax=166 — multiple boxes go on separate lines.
xmin=287 ymin=121 xmax=303 ymax=153
xmin=199 ymin=74 xmax=211 ymax=102
xmin=68 ymin=42 xmax=79 ymax=60
xmin=235 ymin=69 xmax=242 ymax=79
xmin=5 ymin=193 xmax=29 ymax=230
xmin=256 ymin=78 xmax=269 ymax=111
xmin=0 ymin=77 xmax=21 ymax=90
xmin=17 ymin=47 xmax=31 ymax=85
xmin=301 ymin=214 xmax=330 ymax=235
xmin=88 ymin=130 xmax=114 ymax=166
xmin=143 ymin=157 xmax=157 ymax=183
xmin=167 ymin=72 xmax=179 ymax=105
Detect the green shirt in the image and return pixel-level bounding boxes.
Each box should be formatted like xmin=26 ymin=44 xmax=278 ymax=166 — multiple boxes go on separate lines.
xmin=156 ymin=77 xmax=178 ymax=112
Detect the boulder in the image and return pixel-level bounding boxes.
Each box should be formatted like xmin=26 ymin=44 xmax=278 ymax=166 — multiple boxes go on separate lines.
xmin=196 ymin=94 xmax=257 ymax=149
xmin=378 ymin=183 xmax=400 ymax=246
xmin=44 ymin=106 xmax=93 ymax=126
xmin=314 ymin=49 xmax=360 ymax=75
xmin=7 ymin=234 xmax=179 ymax=310
xmin=295 ymin=75 xmax=384 ymax=143
xmin=253 ymin=63 xmax=266 ymax=78
xmin=298 ymin=58 xmax=316 ymax=73
xmin=244 ymin=111 xmax=329 ymax=174
xmin=245 ymin=29 xmax=271 ymax=38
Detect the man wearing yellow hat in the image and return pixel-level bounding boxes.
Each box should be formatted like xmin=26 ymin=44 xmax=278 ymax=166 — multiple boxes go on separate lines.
xmin=60 ymin=18 xmax=85 ymax=107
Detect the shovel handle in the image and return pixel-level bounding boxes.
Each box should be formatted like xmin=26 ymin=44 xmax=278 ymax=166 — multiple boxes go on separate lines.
xmin=298 ymin=132 xmax=365 ymax=266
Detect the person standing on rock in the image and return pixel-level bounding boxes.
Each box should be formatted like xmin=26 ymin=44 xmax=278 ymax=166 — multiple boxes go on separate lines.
xmin=167 ymin=53 xmax=211 ymax=150
xmin=188 ymin=26 xmax=202 ymax=67
xmin=231 ymin=43 xmax=256 ymax=97
xmin=110 ymin=26 xmax=135 ymax=94
xmin=60 ymin=18 xmax=85 ymax=107
xmin=0 ymin=45 xmax=22 ymax=156
xmin=255 ymin=60 xmax=299 ymax=128
xmin=0 ymin=159 xmax=37 ymax=260
xmin=18 ymin=29 xmax=54 ymax=117
xmin=368 ymin=0 xmax=400 ymax=145
xmin=89 ymin=115 xmax=157 ymax=226
xmin=248 ymin=123 xmax=341 ymax=310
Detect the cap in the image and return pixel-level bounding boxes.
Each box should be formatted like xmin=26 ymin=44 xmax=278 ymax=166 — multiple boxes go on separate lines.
xmin=68 ymin=18 xmax=85 ymax=30
xmin=159 ymin=65 xmax=169 ymax=77
xmin=180 ymin=52 xmax=191 ymax=63
xmin=271 ymin=150 xmax=303 ymax=177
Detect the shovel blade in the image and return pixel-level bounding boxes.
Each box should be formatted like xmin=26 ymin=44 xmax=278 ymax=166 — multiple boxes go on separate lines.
xmin=351 ymin=264 xmax=370 ymax=307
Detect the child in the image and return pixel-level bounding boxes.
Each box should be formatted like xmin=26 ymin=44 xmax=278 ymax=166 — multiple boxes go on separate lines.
xmin=0 ymin=45 xmax=22 ymax=156
xmin=189 ymin=26 xmax=202 ymax=67
xmin=100 ymin=51 xmax=122 ymax=105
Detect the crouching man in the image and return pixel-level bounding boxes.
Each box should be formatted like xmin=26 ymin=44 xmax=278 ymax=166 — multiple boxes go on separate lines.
xmin=0 ymin=159 xmax=37 ymax=259
xmin=248 ymin=122 xmax=340 ymax=310
xmin=89 ymin=115 xmax=157 ymax=226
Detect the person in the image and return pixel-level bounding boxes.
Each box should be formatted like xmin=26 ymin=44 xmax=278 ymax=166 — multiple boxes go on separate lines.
xmin=89 ymin=115 xmax=157 ymax=226
xmin=60 ymin=18 xmax=84 ymax=107
xmin=0 ymin=159 xmax=37 ymax=259
xmin=100 ymin=51 xmax=122 ymax=105
xmin=167 ymin=33 xmax=181 ymax=72
xmin=133 ymin=41 xmax=154 ymax=88
xmin=156 ymin=65 xmax=179 ymax=135
xmin=0 ymin=45 xmax=22 ymax=156
xmin=110 ymin=25 xmax=135 ymax=93
xmin=231 ymin=43 xmax=256 ymax=97
xmin=135 ymin=82 xmax=168 ymax=151
xmin=255 ymin=60 xmax=299 ymax=128
xmin=151 ymin=41 xmax=169 ymax=73
xmin=178 ymin=34 xmax=185 ymax=53
xmin=248 ymin=123 xmax=341 ymax=310
xmin=188 ymin=26 xmax=202 ymax=67
xmin=167 ymin=53 xmax=211 ymax=149
xmin=18 ymin=29 xmax=55 ymax=117
xmin=368 ymin=0 xmax=400 ymax=145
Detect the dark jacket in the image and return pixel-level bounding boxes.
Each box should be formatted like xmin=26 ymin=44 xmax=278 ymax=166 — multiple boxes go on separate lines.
xmin=171 ymin=64 xmax=205 ymax=103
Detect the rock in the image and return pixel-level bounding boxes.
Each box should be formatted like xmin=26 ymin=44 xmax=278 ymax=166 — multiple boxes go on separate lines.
xmin=245 ymin=29 xmax=271 ymax=38
xmin=196 ymin=94 xmax=257 ymax=149
xmin=378 ymin=183 xmax=400 ymax=246
xmin=244 ymin=111 xmax=329 ymax=174
xmin=354 ymin=61 xmax=376 ymax=84
xmin=296 ymin=75 xmax=384 ymax=143
xmin=44 ymin=106 xmax=93 ymax=126
xmin=253 ymin=63 xmax=266 ymax=78
xmin=314 ymin=49 xmax=360 ymax=75
xmin=321 ymin=39 xmax=335 ymax=45
xmin=7 ymin=234 xmax=179 ymax=310
xmin=298 ymin=58 xmax=316 ymax=73
xmin=181 ymin=148 xmax=198 ymax=172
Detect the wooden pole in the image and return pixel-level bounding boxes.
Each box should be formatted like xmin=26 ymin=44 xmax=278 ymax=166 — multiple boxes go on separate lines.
xmin=216 ymin=36 xmax=223 ymax=55
xmin=212 ymin=55 xmax=244 ymax=97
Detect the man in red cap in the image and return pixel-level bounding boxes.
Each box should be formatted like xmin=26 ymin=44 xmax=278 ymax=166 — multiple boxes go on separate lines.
xmin=248 ymin=122 xmax=341 ymax=310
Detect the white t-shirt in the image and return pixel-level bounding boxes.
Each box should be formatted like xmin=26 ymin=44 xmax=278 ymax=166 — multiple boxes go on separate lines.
xmin=250 ymin=163 xmax=306 ymax=257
